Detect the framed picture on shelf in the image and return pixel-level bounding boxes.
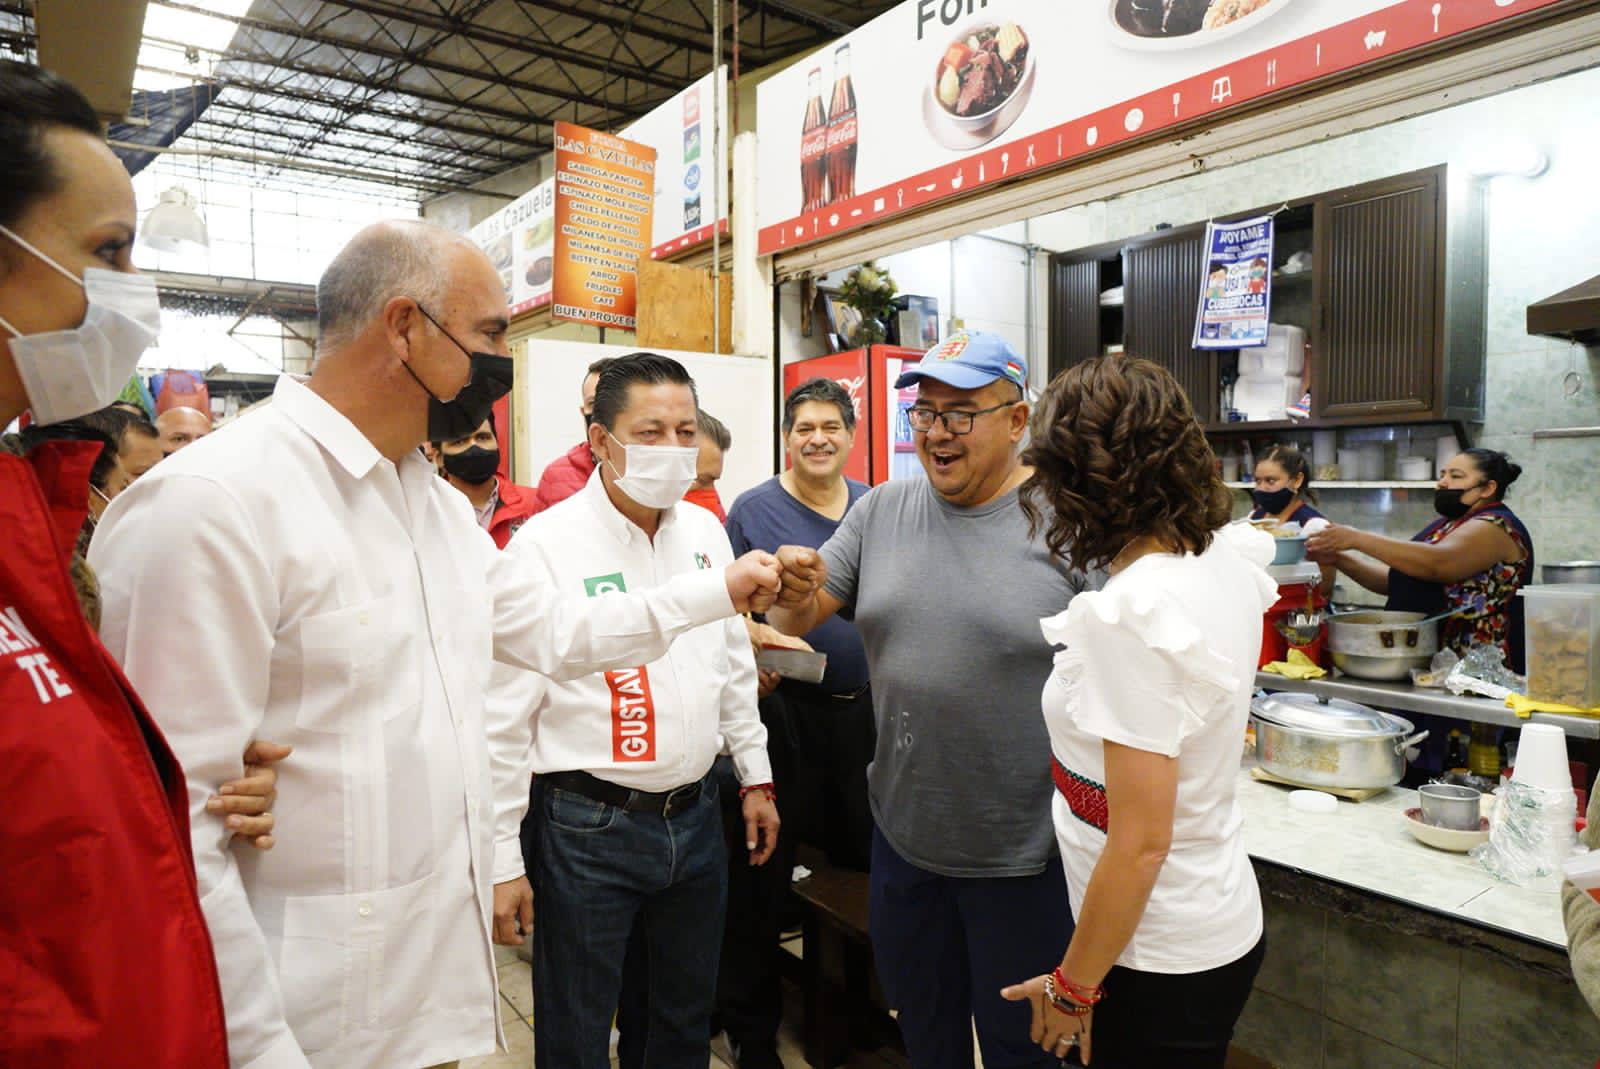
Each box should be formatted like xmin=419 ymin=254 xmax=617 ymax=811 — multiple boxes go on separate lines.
xmin=817 ymin=288 xmax=862 ymax=351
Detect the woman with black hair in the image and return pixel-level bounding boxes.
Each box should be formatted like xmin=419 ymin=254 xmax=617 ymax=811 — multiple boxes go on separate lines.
xmin=0 ymin=60 xmax=280 ymax=1066
xmin=1307 ymin=448 xmax=1535 ymax=669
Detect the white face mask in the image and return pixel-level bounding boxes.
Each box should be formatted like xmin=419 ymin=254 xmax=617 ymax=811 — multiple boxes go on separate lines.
xmin=0 ymin=223 xmax=161 ymax=425
xmin=605 ymin=431 xmax=698 ymax=510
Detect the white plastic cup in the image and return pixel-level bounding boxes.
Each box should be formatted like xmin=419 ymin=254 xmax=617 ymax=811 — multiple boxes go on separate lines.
xmin=1512 ymin=723 xmax=1572 ymax=792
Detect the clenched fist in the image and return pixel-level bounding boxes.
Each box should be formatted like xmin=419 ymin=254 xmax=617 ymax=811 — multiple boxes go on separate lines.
xmin=775 ymin=545 xmax=828 ymax=609
xmin=726 ymin=550 xmax=783 ymax=614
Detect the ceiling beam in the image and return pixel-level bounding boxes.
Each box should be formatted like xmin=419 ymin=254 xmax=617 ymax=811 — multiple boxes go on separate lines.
xmin=150 ymin=0 xmax=646 ymax=119
xmin=751 ymin=0 xmax=854 ymax=36
xmin=206 ymin=99 xmax=521 ymax=167
xmin=138 ymin=61 xmax=553 ymax=153
xmin=511 ymin=0 xmax=766 ymax=63
xmin=314 ymin=0 xmax=686 ymax=92
xmin=192 ymin=110 xmax=505 ymax=180
xmin=35 ymin=0 xmax=146 ymax=120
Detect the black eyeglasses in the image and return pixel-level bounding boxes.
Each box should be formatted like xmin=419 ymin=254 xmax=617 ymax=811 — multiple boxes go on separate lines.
xmin=905 ymin=401 xmax=1018 ymax=436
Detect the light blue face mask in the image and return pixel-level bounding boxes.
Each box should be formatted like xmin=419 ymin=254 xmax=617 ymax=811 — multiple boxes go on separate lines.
xmin=0 ymin=223 xmax=160 ymax=424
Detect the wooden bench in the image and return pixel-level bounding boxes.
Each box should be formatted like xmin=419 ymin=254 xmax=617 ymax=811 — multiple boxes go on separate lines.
xmin=790 ymin=851 xmax=904 ymax=1069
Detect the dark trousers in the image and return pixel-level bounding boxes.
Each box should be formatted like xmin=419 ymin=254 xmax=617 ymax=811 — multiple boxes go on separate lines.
xmin=782 ymin=683 xmax=875 ymax=872
xmin=870 ymin=827 xmax=1073 ymax=1069
xmin=1068 ymin=935 xmax=1266 ymax=1069
xmin=525 ymin=775 xmax=726 ymax=1069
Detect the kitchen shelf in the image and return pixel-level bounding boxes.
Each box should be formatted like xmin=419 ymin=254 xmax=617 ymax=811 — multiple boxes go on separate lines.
xmin=1253 ymin=673 xmax=1600 ymax=740
xmin=1227 ymin=481 xmax=1436 ymax=490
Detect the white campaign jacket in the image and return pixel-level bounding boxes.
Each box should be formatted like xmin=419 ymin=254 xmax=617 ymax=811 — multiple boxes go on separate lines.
xmin=487 ymin=477 xmax=769 ymax=882
xmin=90 ymin=376 xmax=734 ymax=1069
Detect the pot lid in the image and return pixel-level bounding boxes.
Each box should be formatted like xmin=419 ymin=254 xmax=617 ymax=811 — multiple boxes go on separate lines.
xmin=1251 ymin=691 xmax=1413 ymax=737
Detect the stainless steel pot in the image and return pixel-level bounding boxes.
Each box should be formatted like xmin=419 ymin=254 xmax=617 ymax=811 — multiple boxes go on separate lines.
xmin=1326 ymin=610 xmax=1439 ymax=681
xmin=1543 ymin=561 xmax=1600 ymax=585
xmin=1252 ymin=691 xmax=1430 ymax=789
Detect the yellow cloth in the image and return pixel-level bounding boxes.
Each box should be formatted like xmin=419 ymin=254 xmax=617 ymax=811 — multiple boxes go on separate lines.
xmin=1507 ymin=692 xmax=1600 ymax=719
xmin=1260 ymin=649 xmax=1327 ymax=680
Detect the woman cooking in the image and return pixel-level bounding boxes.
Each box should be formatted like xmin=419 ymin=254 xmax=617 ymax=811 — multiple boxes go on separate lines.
xmin=1249 ymin=444 xmax=1334 ymax=595
xmin=1305 ymin=448 xmax=1534 ymax=670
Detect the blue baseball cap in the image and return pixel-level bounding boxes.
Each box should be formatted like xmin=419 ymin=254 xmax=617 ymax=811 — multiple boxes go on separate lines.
xmin=894 ymin=330 xmax=1028 ymax=392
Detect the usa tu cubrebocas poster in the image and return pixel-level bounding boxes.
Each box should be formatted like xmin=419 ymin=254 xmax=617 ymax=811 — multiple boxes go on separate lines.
xmin=1193 ymin=213 xmax=1274 ymax=350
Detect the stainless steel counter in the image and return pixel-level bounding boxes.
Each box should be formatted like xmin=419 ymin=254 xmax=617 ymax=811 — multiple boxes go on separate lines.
xmin=1252 ymin=672 xmax=1600 ymax=740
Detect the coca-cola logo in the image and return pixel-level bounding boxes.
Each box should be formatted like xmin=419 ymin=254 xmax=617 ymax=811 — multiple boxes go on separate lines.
xmin=825 ymin=113 xmax=858 ymax=149
xmin=801 ymin=129 xmax=828 ymax=160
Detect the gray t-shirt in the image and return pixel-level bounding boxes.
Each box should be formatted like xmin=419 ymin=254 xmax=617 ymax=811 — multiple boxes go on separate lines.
xmin=820 ymin=476 xmax=1092 ymax=877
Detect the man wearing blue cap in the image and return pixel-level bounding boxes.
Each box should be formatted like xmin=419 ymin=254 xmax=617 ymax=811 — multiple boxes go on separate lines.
xmin=768 ymin=331 xmax=1089 ymax=1069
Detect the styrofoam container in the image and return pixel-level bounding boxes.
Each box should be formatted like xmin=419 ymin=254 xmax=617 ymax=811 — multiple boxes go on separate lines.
xmin=1397 ymin=456 xmax=1432 ymax=482
xmin=1522 ymin=585 xmax=1600 ymax=709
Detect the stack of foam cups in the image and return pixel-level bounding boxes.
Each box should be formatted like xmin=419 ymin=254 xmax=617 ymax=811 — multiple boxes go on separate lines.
xmin=1512 ymin=723 xmax=1578 ymax=864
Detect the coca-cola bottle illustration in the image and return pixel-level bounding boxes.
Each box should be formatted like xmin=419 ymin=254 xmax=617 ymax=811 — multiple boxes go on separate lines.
xmin=824 ymin=43 xmax=857 ymax=204
xmin=799 ymin=67 xmax=829 ymax=213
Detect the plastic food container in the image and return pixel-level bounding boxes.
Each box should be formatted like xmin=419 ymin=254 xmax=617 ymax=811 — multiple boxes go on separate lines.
xmin=1521 ymin=585 xmax=1600 ymax=708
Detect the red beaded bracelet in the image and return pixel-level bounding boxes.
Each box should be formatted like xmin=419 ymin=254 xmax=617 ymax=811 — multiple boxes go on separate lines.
xmin=1042 ymin=975 xmax=1092 ymax=1017
xmin=739 ymin=782 xmax=777 ymax=802
xmin=1051 ymin=968 xmax=1104 ymax=1006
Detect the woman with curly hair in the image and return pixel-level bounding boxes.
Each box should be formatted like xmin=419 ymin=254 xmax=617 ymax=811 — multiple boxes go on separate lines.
xmin=1001 ymin=357 xmax=1278 ymax=1068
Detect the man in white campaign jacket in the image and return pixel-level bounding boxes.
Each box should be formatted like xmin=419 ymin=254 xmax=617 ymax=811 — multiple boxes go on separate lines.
xmin=89 ymin=221 xmax=782 ymax=1069
xmin=488 ymin=352 xmax=779 ymax=1069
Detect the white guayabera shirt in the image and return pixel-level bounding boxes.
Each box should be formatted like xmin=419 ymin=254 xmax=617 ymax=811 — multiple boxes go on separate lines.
xmin=485 ymin=475 xmax=769 ymax=885
xmin=90 ymin=375 xmax=735 ymax=1069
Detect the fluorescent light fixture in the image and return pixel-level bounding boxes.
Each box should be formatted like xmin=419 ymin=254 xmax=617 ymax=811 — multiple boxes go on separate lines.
xmin=1463 ymin=143 xmax=1549 ymax=178
xmin=143 ymin=186 xmax=209 ymax=251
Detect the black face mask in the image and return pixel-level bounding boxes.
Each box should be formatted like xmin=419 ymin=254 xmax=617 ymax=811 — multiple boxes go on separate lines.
xmin=440 ymin=444 xmax=500 ymax=485
xmin=403 ymin=306 xmax=514 ymax=443
xmin=1434 ymin=483 xmax=1486 ymax=520
xmin=1252 ymin=486 xmax=1297 ymax=515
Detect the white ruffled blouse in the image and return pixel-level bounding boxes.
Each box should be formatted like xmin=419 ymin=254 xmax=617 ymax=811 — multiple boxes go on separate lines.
xmin=1039 ymin=522 xmax=1277 ymax=974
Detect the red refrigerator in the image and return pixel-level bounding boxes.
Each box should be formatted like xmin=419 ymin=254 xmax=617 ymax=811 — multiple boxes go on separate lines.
xmin=782 ymin=345 xmax=924 ymax=485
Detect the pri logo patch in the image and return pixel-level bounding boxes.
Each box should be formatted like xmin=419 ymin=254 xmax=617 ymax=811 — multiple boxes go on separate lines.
xmin=694 ymin=552 xmax=712 ymax=570
xmin=582 ymin=571 xmax=656 ymax=762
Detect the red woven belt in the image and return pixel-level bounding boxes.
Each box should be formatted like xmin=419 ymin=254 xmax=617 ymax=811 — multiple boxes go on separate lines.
xmin=1051 ymin=756 xmax=1109 ymax=833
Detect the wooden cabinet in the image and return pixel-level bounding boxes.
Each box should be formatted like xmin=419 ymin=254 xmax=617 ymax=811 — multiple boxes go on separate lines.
xmin=1045 ymin=165 xmax=1486 ymax=432
xmin=1124 ymin=226 xmax=1212 ymax=420
xmin=1046 ymin=244 xmax=1122 ymax=381
xmin=1315 ymin=170 xmax=1441 ymax=418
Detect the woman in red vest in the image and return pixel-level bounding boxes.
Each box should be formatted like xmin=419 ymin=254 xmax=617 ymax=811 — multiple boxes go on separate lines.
xmin=0 ymin=61 xmax=282 ymax=1067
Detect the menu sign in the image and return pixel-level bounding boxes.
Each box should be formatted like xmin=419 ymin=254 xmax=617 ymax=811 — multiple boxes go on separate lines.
xmin=468 ymin=178 xmax=555 ymax=318
xmin=1194 ymin=213 xmax=1275 ymax=349
xmin=756 ymin=0 xmax=1567 ymax=256
xmin=552 ymin=121 xmax=657 ymax=331
xmin=619 ymin=66 xmax=731 ymax=259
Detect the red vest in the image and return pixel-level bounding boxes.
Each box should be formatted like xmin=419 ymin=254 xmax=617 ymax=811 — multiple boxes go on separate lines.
xmin=488 ymin=474 xmax=540 ymax=549
xmin=0 ymin=442 xmax=227 ymax=1068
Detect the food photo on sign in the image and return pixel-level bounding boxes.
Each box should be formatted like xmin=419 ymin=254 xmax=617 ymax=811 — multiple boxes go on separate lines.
xmin=757 ymin=0 xmax=1560 ymax=256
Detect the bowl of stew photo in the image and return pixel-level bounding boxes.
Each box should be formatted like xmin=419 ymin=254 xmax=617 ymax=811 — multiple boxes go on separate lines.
xmin=927 ymin=20 xmax=1035 ymax=144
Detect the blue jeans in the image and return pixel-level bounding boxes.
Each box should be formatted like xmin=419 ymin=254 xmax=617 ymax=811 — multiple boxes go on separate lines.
xmin=870 ymin=827 xmax=1073 ymax=1069
xmin=527 ymin=775 xmax=727 ymax=1069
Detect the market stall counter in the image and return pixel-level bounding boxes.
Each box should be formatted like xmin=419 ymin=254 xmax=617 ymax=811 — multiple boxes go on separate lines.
xmin=1252 ymin=672 xmax=1600 ymax=740
xmin=1233 ymin=764 xmax=1600 ymax=1068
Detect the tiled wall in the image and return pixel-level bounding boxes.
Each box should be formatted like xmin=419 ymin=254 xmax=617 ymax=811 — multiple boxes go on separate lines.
xmin=1236 ymin=890 xmax=1600 ymax=1069
xmin=1030 ymin=65 xmax=1600 ymax=578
